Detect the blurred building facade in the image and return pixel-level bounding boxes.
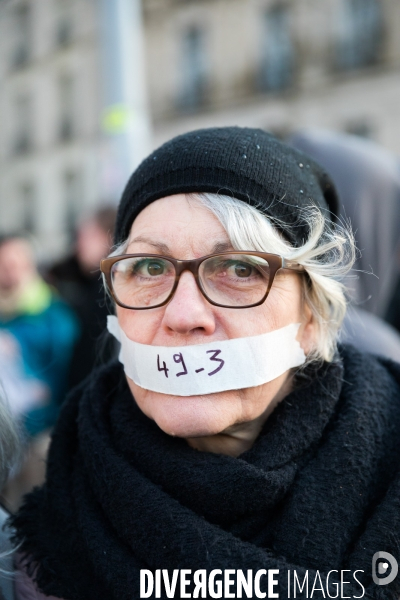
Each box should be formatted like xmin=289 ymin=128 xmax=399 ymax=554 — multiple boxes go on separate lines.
xmin=0 ymin=0 xmax=101 ymax=256
xmin=1 ymin=0 xmax=399 ymax=257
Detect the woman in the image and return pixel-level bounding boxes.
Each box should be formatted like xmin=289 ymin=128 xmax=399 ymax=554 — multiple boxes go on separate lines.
xmin=12 ymin=127 xmax=400 ymax=599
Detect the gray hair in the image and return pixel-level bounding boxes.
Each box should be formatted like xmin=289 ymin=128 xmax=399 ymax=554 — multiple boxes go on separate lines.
xmin=0 ymin=389 xmax=21 ymax=490
xmin=107 ymin=193 xmax=356 ymax=362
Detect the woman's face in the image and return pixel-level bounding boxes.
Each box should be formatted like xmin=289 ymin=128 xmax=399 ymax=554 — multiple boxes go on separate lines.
xmin=116 ymin=194 xmax=315 ymax=442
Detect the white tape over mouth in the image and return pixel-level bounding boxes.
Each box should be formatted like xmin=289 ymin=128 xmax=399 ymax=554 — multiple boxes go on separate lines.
xmin=107 ymin=315 xmax=306 ymax=396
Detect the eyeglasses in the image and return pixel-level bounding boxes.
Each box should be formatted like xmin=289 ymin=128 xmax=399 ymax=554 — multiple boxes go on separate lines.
xmin=100 ymin=252 xmax=305 ymax=310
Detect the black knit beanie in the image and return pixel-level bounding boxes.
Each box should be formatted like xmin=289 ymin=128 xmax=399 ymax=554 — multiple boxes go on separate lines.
xmin=114 ymin=126 xmax=339 ymax=247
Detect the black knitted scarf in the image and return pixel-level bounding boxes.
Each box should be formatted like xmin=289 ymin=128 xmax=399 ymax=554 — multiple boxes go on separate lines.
xmin=11 ymin=346 xmax=400 ymax=600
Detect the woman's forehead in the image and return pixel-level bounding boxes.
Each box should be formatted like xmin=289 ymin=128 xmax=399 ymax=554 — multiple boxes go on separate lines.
xmin=127 ymin=194 xmax=232 ymax=256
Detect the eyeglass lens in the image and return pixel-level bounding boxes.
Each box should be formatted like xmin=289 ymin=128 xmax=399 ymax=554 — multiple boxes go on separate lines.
xmin=110 ymin=254 xmax=271 ymax=308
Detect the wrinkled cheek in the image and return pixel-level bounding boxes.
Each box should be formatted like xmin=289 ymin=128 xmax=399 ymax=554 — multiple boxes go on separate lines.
xmin=115 ymin=307 xmax=164 ymax=346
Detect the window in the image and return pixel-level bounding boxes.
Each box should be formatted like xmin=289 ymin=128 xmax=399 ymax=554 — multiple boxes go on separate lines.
xmin=63 ymin=171 xmax=82 ymax=239
xmin=345 ymin=121 xmax=373 ymax=139
xmin=12 ymin=4 xmax=31 ymax=68
xmin=13 ymin=94 xmax=33 ymax=155
xmin=259 ymin=5 xmax=294 ymax=92
xmin=20 ymin=182 xmax=36 ymax=233
xmin=58 ymin=74 xmax=75 ymax=142
xmin=336 ymin=0 xmax=383 ymax=69
xmin=179 ymin=26 xmax=208 ymax=111
xmin=55 ymin=0 xmax=73 ymax=47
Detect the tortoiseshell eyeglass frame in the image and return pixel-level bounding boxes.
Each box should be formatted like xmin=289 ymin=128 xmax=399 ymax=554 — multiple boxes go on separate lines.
xmin=100 ymin=251 xmax=305 ymax=310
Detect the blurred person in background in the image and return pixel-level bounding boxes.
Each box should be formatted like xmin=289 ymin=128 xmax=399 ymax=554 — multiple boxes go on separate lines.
xmin=290 ymin=130 xmax=400 ymax=362
xmin=0 ymin=388 xmax=21 ymax=600
xmin=0 ymin=234 xmax=78 ymax=511
xmin=47 ymin=207 xmax=117 ymax=391
xmin=0 ymin=331 xmax=47 ymax=421
xmin=386 ymin=242 xmax=400 ymax=333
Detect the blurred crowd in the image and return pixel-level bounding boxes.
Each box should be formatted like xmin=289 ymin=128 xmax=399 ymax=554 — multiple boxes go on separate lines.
xmin=0 ymin=206 xmax=116 ymax=511
xmin=0 ymin=131 xmax=400 ymax=512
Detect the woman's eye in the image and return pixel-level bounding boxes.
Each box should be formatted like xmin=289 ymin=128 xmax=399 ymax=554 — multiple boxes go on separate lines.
xmin=133 ymin=260 xmax=166 ymax=276
xmin=233 ymin=263 xmax=253 ymax=278
xmin=146 ymin=262 xmax=164 ymax=276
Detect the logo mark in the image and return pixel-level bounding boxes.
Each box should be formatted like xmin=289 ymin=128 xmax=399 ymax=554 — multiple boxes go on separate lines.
xmin=372 ymin=552 xmax=398 ymax=586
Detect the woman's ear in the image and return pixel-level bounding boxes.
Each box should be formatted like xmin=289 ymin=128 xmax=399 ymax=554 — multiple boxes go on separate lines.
xmin=299 ymin=300 xmax=317 ymax=356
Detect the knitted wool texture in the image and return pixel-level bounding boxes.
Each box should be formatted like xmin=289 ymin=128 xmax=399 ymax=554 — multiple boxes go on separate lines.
xmin=10 ymin=347 xmax=400 ymax=600
xmin=114 ymin=127 xmax=339 ymax=247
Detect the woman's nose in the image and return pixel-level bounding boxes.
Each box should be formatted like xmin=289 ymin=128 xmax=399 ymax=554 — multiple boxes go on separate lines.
xmin=162 ymin=271 xmax=216 ymax=336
